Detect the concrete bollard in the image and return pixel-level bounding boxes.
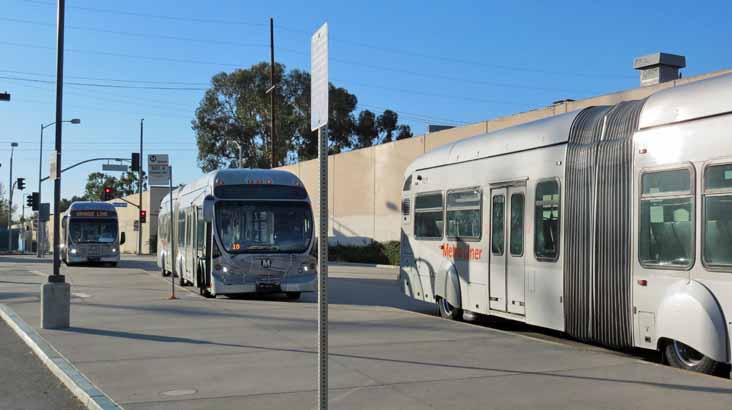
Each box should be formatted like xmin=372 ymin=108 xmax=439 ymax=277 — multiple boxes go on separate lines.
xmin=41 ymin=275 xmax=70 ymax=329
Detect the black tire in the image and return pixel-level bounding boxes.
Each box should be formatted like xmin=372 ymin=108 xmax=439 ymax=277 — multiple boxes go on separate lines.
xmin=284 ymin=292 xmax=301 ymax=300
xmin=437 ymin=297 xmax=463 ymax=321
xmin=664 ymin=340 xmax=719 ymax=375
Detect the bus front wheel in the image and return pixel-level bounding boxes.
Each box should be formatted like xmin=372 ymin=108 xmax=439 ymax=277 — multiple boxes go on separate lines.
xmin=437 ymin=297 xmax=463 ymax=321
xmin=663 ymin=339 xmax=719 ymax=375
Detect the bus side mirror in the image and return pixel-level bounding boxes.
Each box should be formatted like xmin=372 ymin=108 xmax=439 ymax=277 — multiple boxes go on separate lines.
xmin=120 ymin=232 xmax=126 ymax=245
xmin=203 ymin=195 xmax=215 ymax=223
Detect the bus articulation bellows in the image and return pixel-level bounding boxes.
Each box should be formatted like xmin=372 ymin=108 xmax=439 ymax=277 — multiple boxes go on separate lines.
xmin=400 ymin=73 xmax=732 ymax=375
xmin=157 ymin=169 xmax=316 ymax=299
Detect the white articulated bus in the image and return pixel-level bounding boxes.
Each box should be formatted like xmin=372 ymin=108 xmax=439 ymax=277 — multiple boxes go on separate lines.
xmin=400 ymin=73 xmax=732 ymax=375
xmin=61 ymin=202 xmax=125 ymax=266
xmin=157 ymin=169 xmax=316 ymax=299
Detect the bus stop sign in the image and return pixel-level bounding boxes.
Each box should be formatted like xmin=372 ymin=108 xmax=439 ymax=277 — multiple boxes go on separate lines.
xmin=148 ymin=154 xmax=170 ymax=186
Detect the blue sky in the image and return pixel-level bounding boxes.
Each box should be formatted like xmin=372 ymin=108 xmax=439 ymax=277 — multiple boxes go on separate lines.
xmin=1 ymin=0 xmax=731 ymax=212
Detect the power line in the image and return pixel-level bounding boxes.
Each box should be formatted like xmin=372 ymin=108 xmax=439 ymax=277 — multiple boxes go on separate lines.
xmin=12 ymin=0 xmax=632 ymax=80
xmin=0 ymin=74 xmax=207 ymax=91
xmin=0 ymin=17 xmax=272 ymax=51
xmin=1 ymin=39 xmax=600 ymax=95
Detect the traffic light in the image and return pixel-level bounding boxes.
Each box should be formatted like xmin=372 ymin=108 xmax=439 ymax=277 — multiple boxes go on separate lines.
xmin=131 ymin=152 xmax=140 ymax=172
xmin=140 ymin=209 xmax=147 ymax=223
xmin=102 ymin=186 xmax=113 ymax=201
xmin=17 ymin=177 xmax=25 ymax=190
xmin=26 ymin=194 xmax=34 ymax=208
xmin=30 ymin=192 xmax=39 ymax=210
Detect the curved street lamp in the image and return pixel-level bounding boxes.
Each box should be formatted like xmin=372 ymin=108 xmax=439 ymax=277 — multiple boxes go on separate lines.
xmin=37 ymin=118 xmax=80 ymax=257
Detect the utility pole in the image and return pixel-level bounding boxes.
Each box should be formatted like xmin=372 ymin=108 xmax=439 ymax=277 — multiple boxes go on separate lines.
xmin=8 ymin=142 xmax=17 ymax=252
xmin=269 ymin=17 xmax=277 ymax=169
xmin=51 ymin=0 xmax=65 ymax=278
xmin=138 ymin=118 xmax=143 ymax=256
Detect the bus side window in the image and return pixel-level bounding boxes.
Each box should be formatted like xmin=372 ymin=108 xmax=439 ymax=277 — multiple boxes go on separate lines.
xmin=702 ymin=163 xmax=732 ymax=270
xmin=534 ymin=180 xmax=560 ymax=261
xmin=639 ymin=167 xmax=694 ymax=269
xmin=414 ymin=192 xmax=444 ymax=239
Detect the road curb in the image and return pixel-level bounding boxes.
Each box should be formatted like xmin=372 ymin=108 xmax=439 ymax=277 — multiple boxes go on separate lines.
xmin=0 ymin=304 xmax=123 ymax=410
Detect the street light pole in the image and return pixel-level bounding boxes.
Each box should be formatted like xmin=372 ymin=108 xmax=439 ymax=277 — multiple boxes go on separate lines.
xmin=38 ymin=119 xmax=80 ymax=257
xmin=52 ymin=0 xmax=66 ymax=278
xmin=138 ymin=118 xmax=143 ymax=256
xmin=8 ymin=142 xmax=18 ymax=252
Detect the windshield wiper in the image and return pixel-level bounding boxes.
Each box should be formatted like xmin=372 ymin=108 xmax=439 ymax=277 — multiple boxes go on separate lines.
xmin=244 ymin=245 xmax=280 ymax=251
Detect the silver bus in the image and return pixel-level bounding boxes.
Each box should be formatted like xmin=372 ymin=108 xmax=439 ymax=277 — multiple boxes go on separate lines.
xmin=61 ymin=202 xmax=125 ymax=266
xmin=157 ymin=169 xmax=316 ymax=299
xmin=400 ymin=73 xmax=732 ymax=375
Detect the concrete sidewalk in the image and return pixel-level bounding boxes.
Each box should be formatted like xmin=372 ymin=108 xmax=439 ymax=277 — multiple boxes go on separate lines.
xmin=1 ymin=255 xmax=731 ymax=409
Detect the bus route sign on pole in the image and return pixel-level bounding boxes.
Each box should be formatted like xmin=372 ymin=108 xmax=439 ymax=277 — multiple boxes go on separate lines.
xmin=148 ymin=154 xmax=170 ymax=186
xmin=311 ymin=22 xmax=328 ymax=410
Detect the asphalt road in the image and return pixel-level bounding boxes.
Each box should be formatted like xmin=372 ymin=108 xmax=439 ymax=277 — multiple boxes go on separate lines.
xmin=0 ymin=319 xmax=85 ymax=410
xmin=1 ymin=255 xmax=731 ymax=410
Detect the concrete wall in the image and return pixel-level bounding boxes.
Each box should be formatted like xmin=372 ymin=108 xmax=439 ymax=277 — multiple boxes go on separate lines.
xmin=278 ymin=69 xmax=732 ymax=245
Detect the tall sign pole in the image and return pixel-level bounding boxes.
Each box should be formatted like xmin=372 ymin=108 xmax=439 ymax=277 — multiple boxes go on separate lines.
xmin=311 ymin=22 xmax=329 ymax=410
xmin=52 ymin=0 xmax=65 ymax=278
xmin=138 ymin=119 xmax=144 ymax=255
xmin=269 ymin=17 xmax=277 ymax=168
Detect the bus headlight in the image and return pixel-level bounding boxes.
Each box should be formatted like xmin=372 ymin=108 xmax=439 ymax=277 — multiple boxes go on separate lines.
xmin=111 ymin=248 xmax=117 ymax=253
xmin=298 ymin=262 xmax=316 ymax=274
xmin=70 ymin=248 xmax=77 ymax=255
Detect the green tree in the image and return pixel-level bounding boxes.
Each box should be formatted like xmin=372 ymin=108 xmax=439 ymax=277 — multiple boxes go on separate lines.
xmin=355 ymin=110 xmax=378 ymax=148
xmin=396 ymin=124 xmax=413 ymax=140
xmin=376 ymin=109 xmax=399 ymax=143
xmin=84 ymin=172 xmax=117 ymax=200
xmin=192 ymin=62 xmax=409 ymax=172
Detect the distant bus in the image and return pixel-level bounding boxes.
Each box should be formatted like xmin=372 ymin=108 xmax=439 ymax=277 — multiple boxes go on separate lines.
xmin=157 ymin=169 xmax=316 ymax=299
xmin=400 ymin=74 xmax=732 ymax=375
xmin=61 ymin=202 xmax=125 ymax=266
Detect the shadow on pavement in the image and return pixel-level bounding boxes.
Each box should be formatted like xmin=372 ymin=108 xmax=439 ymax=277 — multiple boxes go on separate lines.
xmin=0 ymin=256 xmax=51 ymax=265
xmin=58 ymin=325 xmax=732 ymax=394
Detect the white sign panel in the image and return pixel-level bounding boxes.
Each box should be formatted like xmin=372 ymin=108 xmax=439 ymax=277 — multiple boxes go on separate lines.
xmin=310 ymin=23 xmax=329 ymax=131
xmin=147 ymin=154 xmax=170 ymax=186
xmin=49 ymin=151 xmax=58 ymax=180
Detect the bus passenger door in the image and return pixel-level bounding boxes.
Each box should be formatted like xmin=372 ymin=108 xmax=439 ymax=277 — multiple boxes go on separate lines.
xmin=506 ymin=186 xmax=526 ymax=315
xmin=489 ymin=189 xmax=507 ymax=311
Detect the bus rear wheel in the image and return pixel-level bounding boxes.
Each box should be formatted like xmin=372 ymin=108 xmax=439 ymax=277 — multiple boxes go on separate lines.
xmin=664 ymin=340 xmax=719 ymax=375
xmin=437 ymin=297 xmax=463 ymax=321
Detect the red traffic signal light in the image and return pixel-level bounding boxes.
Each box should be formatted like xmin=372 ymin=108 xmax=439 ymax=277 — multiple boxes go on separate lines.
xmin=140 ymin=209 xmax=147 ymax=223
xmin=102 ymin=186 xmax=113 ymax=201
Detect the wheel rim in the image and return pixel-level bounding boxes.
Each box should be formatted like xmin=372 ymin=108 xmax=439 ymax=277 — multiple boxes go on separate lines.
xmin=440 ymin=298 xmax=453 ymax=316
xmin=672 ymin=340 xmax=705 ymax=367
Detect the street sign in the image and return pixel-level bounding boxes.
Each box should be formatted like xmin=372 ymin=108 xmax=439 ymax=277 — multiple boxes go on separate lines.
xmin=310 ymin=23 xmax=328 ymax=132
xmin=112 ymin=202 xmax=128 ymax=208
xmin=39 ymin=203 xmax=50 ymax=222
xmin=102 ymin=164 xmax=130 ymax=172
xmin=311 ymin=21 xmax=330 ymax=410
xmin=49 ymin=151 xmax=58 ymax=180
xmin=147 ymin=154 xmax=170 ymax=186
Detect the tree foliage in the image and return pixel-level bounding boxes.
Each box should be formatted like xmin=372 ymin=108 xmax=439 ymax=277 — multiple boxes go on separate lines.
xmin=192 ymin=62 xmax=414 ymax=172
xmin=83 ymin=172 xmax=145 ymax=201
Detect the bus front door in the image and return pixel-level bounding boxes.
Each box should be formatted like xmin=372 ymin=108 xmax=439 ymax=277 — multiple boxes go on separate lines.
xmin=489 ymin=185 xmax=526 ymax=315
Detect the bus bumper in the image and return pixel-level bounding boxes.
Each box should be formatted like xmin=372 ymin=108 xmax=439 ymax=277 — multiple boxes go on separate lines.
xmin=67 ymin=255 xmax=119 ymax=264
xmin=213 ymin=273 xmax=315 ymax=295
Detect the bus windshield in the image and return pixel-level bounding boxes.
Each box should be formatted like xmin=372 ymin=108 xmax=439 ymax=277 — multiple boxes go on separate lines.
xmin=215 ymin=201 xmax=312 ymax=254
xmin=69 ymin=219 xmax=118 ymax=244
